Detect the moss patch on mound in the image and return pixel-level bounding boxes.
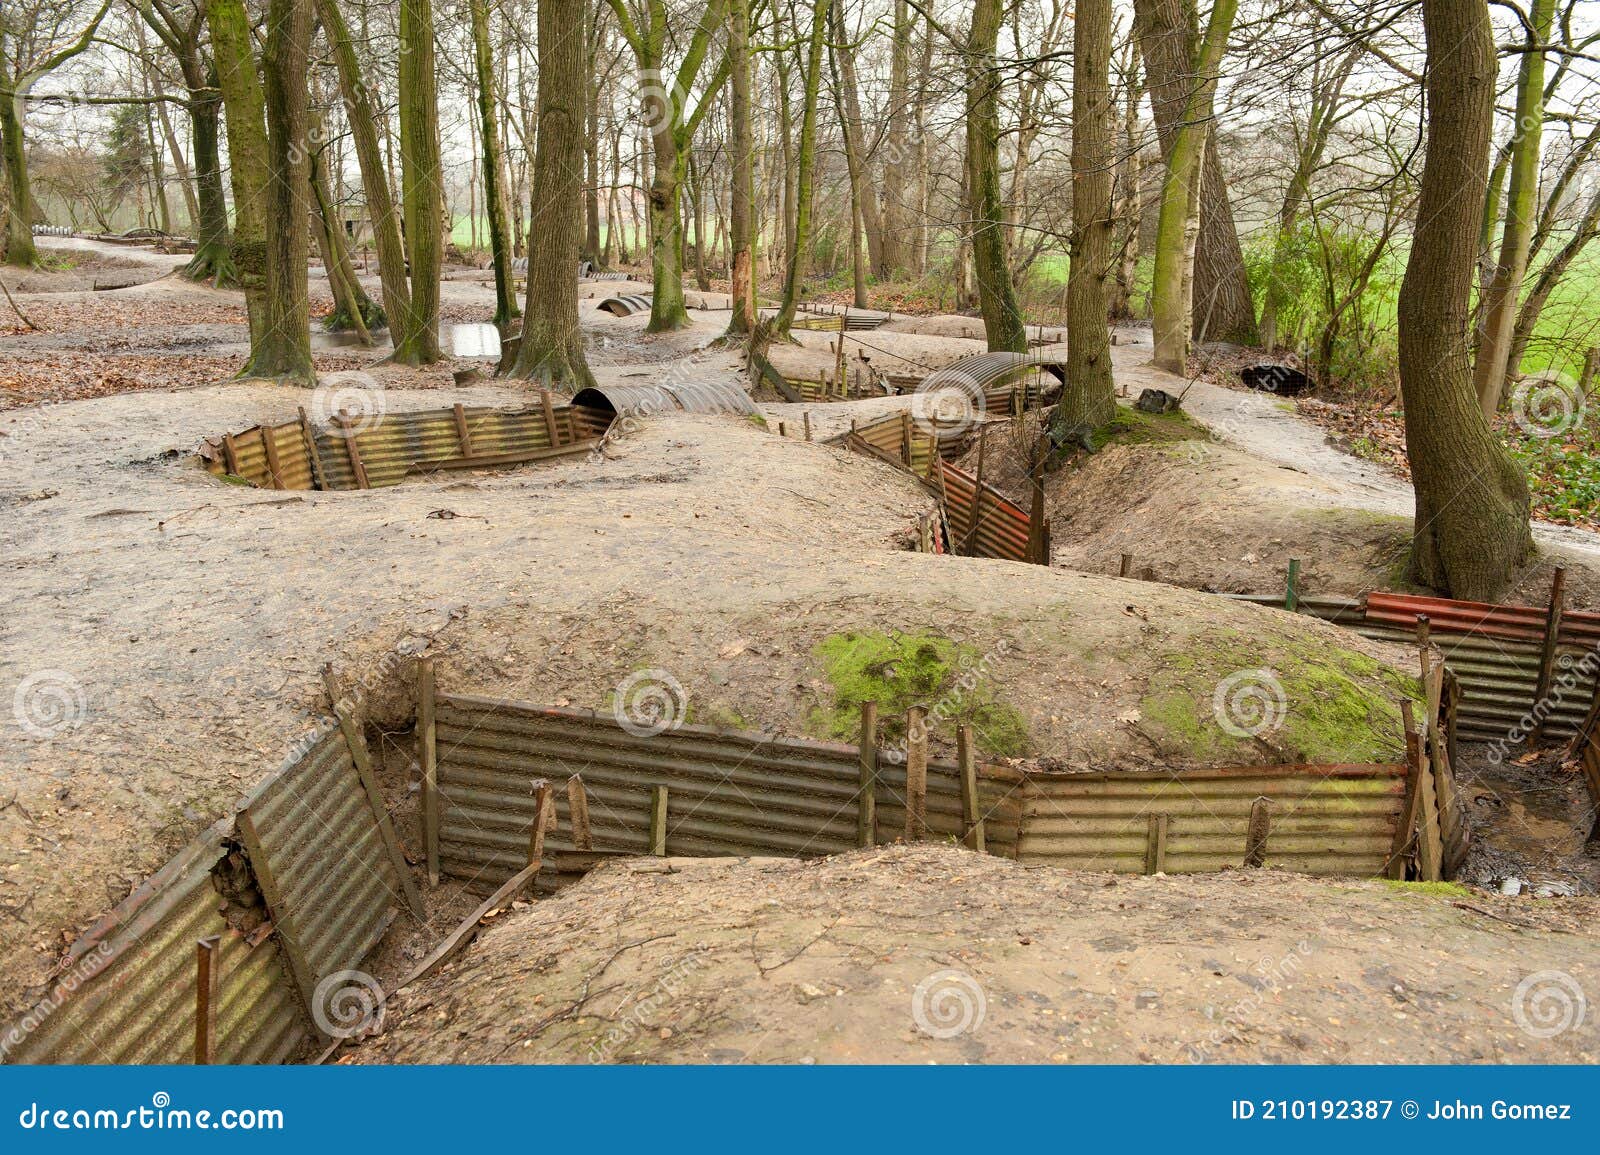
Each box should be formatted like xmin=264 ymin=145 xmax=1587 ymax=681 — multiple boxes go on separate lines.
xmin=1138 ymin=627 xmax=1416 ymax=763
xmin=811 ymin=630 xmax=1030 ymax=757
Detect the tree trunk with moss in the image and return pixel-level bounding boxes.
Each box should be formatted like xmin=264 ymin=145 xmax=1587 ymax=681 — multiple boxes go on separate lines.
xmin=1061 ymin=0 xmax=1118 ymax=431
xmin=1398 ymin=0 xmax=1531 ymax=600
xmin=724 ymin=0 xmax=755 ymax=333
xmin=396 ymin=0 xmax=443 ymax=363
xmin=1144 ymin=0 xmax=1237 ymax=373
xmin=318 ymin=0 xmax=413 ymax=351
xmin=508 ymin=0 xmax=594 ymax=389
xmin=1472 ymin=0 xmax=1555 ymax=417
xmin=310 ymin=116 xmax=379 ymax=341
xmin=252 ymin=0 xmax=315 ymax=380
xmin=471 ymin=0 xmax=519 ymax=327
xmin=204 ymin=0 xmax=270 ymax=349
xmin=775 ymin=0 xmax=828 ymax=335
xmin=965 ymin=0 xmax=1026 ymax=353
xmin=0 ymin=81 xmax=35 ymax=267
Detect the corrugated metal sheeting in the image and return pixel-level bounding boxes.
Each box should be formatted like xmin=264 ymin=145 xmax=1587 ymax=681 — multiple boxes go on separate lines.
xmin=429 ymin=688 xmax=1407 ymax=883
xmin=571 ymin=379 xmax=758 ymax=418
xmin=235 ymin=728 xmax=405 ymax=1021
xmin=1229 ymin=589 xmax=1599 ymax=742
xmin=202 ymin=402 xmax=603 ymax=492
xmin=935 ymin=460 xmax=1032 ymax=562
xmin=1015 ymin=765 xmax=1406 ymax=875
xmin=432 ymin=695 xmax=1018 ymax=887
xmin=597 ymin=294 xmax=652 ymax=316
xmin=2 ymin=819 xmax=308 ymax=1064
xmin=4 ymin=721 xmax=412 ymax=1064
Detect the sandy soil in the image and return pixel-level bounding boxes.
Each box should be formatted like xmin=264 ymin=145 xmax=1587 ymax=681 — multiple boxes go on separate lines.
xmin=345 ymin=844 xmax=1598 ymax=1064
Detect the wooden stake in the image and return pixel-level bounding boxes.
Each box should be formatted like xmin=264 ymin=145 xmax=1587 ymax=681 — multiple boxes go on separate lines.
xmin=221 ymin=431 xmax=241 ymax=476
xmin=336 ymin=412 xmax=370 ymax=489
xmin=857 ymin=702 xmax=878 ymax=847
xmin=649 ymin=785 xmax=669 ymax=855
xmin=259 ymin=425 xmax=285 ymax=489
xmin=904 ymin=707 xmax=928 ymax=840
xmin=1531 ymin=566 xmax=1567 ymax=744
xmin=453 ymin=403 xmax=475 ymax=457
xmin=1284 ymin=558 xmax=1301 ymax=612
xmin=1119 ymin=552 xmax=1133 ymax=578
xmin=298 ymin=407 xmax=328 ymax=491
xmin=803 ymin=411 xmax=812 ymax=441
xmin=1244 ymin=798 xmax=1271 ymax=867
xmin=526 ymin=781 xmax=550 ymax=867
xmin=417 ymin=658 xmax=439 ymax=885
xmin=958 ymin=724 xmax=985 ymax=853
xmin=1144 ymin=814 xmax=1169 ymax=874
xmin=194 ymin=935 xmax=220 ymax=1064
xmin=540 ymin=389 xmax=561 ymax=446
xmin=568 ymin=775 xmax=592 ymax=851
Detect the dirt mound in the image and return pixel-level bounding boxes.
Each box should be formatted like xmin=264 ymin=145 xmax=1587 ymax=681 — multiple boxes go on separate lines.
xmin=764 ymin=330 xmax=983 ymax=384
xmin=347 ymin=844 xmax=1598 ymax=1064
xmin=1048 ymin=440 xmax=1413 ymax=596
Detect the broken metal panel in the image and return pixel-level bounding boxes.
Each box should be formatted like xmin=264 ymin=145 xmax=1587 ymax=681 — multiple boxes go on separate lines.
xmin=1015 ymin=764 xmax=1406 ymax=875
xmin=1 ymin=818 xmax=308 ymax=1065
xmin=235 ymin=727 xmax=401 ymax=1028
xmin=572 ymin=379 xmax=757 ymax=419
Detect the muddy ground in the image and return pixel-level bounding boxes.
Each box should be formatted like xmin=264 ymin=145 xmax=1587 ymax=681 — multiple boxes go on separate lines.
xmin=2 ymin=239 xmax=1597 ymax=1061
xmin=345 ymin=844 xmax=1598 ymax=1065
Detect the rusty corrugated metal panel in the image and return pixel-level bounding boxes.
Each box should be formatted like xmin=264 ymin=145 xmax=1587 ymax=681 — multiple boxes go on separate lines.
xmin=2 ymin=818 xmax=308 ymax=1065
xmin=432 ymin=695 xmax=1017 ymax=883
xmin=572 ymin=380 xmax=757 ymax=418
xmin=1366 ymin=591 xmax=1547 ymax=641
xmin=1015 ymin=764 xmax=1406 ymax=875
xmin=938 ymin=460 xmax=1030 ymax=561
xmin=235 ymin=728 xmax=399 ymax=1019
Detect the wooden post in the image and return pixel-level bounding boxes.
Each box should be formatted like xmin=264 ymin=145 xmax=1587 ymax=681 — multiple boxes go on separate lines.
xmin=803 ymin=411 xmax=812 ymax=441
xmin=835 ymin=330 xmax=846 ymax=383
xmin=1389 ymin=703 xmax=1423 ymax=879
xmin=526 ymin=781 xmax=550 ymax=867
xmin=1284 ymin=558 xmax=1301 ymax=612
xmin=1119 ymin=552 xmax=1133 ymax=578
xmin=778 ymin=421 xmax=787 ymax=438
xmin=335 ymin=412 xmax=370 ymax=489
xmin=568 ymin=774 xmax=592 ymax=851
xmin=259 ymin=426 xmax=285 ymax=489
xmin=1531 ymin=567 xmax=1567 ymax=744
xmin=857 ymin=702 xmax=878 ymax=847
xmin=194 ymin=935 xmax=220 ymax=1064
xmin=417 ymin=658 xmax=439 ymax=885
xmin=967 ymin=426 xmax=989 ymax=555
xmin=453 ymin=403 xmax=475 ymax=457
xmin=958 ymin=724 xmax=985 ymax=853
xmin=540 ymin=389 xmax=561 ymax=446
xmin=1244 ymin=798 xmax=1271 ymax=867
xmin=649 ymin=785 xmax=669 ymax=855
xmin=324 ymin=668 xmax=424 ymax=917
xmin=298 ymin=407 xmax=328 ymax=490
xmin=1027 ymin=434 xmax=1048 ymax=565
xmin=900 ymin=411 xmax=913 ymax=465
xmin=1144 ymin=814 xmax=1169 ymax=874
xmin=221 ymin=431 xmax=242 ymax=475
xmin=904 ymin=707 xmax=927 ymax=840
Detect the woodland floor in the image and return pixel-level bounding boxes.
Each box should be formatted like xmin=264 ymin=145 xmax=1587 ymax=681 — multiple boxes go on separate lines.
xmin=1 ymin=239 xmax=1595 ymax=1060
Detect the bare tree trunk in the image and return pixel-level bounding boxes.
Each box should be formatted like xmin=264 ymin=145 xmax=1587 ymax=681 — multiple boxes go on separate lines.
xmin=1110 ymin=38 xmax=1143 ymax=320
xmin=831 ymin=0 xmax=883 ymax=277
xmin=254 ymin=0 xmax=315 ymax=380
xmin=776 ymin=0 xmax=828 ymax=335
xmin=203 ymin=0 xmax=270 ymax=351
xmin=319 ymin=0 xmax=413 ymax=350
xmin=583 ymin=3 xmax=604 ymax=265
xmin=879 ymin=0 xmax=910 ymax=277
xmin=509 ymin=0 xmax=594 ymax=389
xmin=1472 ymin=0 xmax=1555 ymax=416
xmin=471 ymin=0 xmax=519 ymax=326
xmin=725 ymin=0 xmax=755 ymax=333
xmin=966 ymin=0 xmax=1026 ymax=352
xmin=397 ymin=0 xmax=443 ymax=363
xmin=1399 ymin=0 xmax=1531 ymax=599
xmin=1062 ymin=0 xmax=1117 ymax=429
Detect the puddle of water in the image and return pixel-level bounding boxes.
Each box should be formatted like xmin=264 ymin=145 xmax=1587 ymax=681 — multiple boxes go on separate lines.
xmin=449 ymin=322 xmax=501 ymax=358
